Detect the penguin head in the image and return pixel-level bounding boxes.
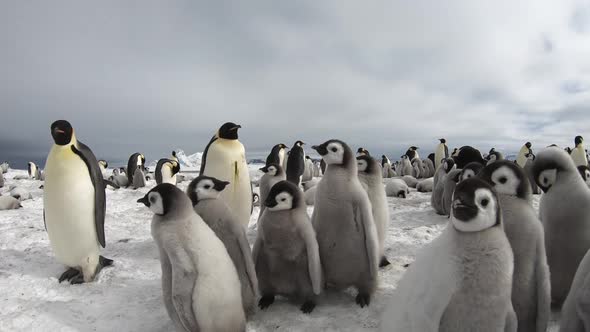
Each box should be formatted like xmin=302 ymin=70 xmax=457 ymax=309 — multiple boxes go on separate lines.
xmin=172 ymin=151 xmax=177 ymax=157
xmin=218 ymin=122 xmax=241 ymax=140
xmin=401 ymin=155 xmax=408 ymax=160
xmin=459 ymin=162 xmax=484 ymax=182
xmin=356 ymin=155 xmax=374 ymax=173
xmin=410 ymin=146 xmax=419 ymax=151
xmin=525 ymin=142 xmax=532 ymax=149
xmin=138 ymin=183 xmax=187 ymax=216
xmin=575 ymin=136 xmax=584 ymax=146
xmin=113 ymin=168 xmax=119 ymax=176
xmin=525 ymin=152 xmax=535 ymax=161
xmin=578 ymin=165 xmax=590 ymax=185
xmin=439 ymin=138 xmax=446 ymax=144
xmin=170 ymin=160 xmax=180 ymax=174
xmin=294 ymin=140 xmax=305 ymax=148
xmin=265 ymin=180 xmax=302 ymax=211
xmin=312 ymin=140 xmax=351 ymax=167
xmin=50 ymin=120 xmax=74 ymax=146
xmin=260 ymin=163 xmax=280 ymax=176
xmin=532 ymin=146 xmax=578 ymax=193
xmin=486 ymin=153 xmax=497 ymax=164
xmin=451 ymin=178 xmax=501 ymax=233
xmin=478 ymin=160 xmax=530 ymax=199
xmin=357 ymin=148 xmax=369 ymax=156
xmin=443 ymin=158 xmax=455 ymax=173
xmin=279 ymin=143 xmax=288 ymax=149
xmin=186 ymin=175 xmax=230 ymax=205
xmin=99 ymin=160 xmax=108 ymax=168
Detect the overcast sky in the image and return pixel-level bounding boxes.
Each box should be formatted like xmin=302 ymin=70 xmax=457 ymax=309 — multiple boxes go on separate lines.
xmin=2 ymin=1 xmax=590 ymax=167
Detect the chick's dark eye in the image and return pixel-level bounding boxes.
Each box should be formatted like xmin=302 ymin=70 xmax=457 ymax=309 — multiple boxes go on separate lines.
xmin=331 ymin=148 xmax=337 ymax=152
xmin=499 ymin=177 xmax=507 ymax=184
xmin=281 ymin=198 xmax=286 ymax=202
xmin=204 ymin=185 xmax=211 ymax=189
xmin=150 ymin=197 xmax=156 ymax=203
xmin=481 ymin=198 xmax=489 ymax=207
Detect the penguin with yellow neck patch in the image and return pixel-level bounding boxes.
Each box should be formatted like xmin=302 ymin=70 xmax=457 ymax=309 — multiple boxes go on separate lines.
xmin=43 ymin=120 xmax=113 ymax=284
xmin=200 ymin=122 xmax=252 ymax=228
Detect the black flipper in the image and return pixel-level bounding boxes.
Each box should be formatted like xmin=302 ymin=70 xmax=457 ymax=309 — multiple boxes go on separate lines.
xmin=199 ymin=135 xmax=217 ymax=175
xmin=258 ymin=295 xmax=275 ymax=310
xmin=379 ymin=256 xmax=391 ymax=268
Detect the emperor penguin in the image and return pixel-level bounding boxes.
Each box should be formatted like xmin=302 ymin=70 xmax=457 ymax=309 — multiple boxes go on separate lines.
xmin=381 ymin=155 xmax=394 ymax=178
xmin=265 ymin=143 xmax=288 ymax=166
xmin=357 ymin=155 xmax=391 ymax=267
xmin=98 ymin=160 xmax=108 ymax=178
xmin=257 ymin=163 xmax=286 ymax=221
xmin=43 ymin=120 xmax=113 ymax=284
xmin=405 ymin=146 xmax=420 ymax=161
xmin=479 ymin=161 xmax=551 ymax=331
xmin=0 ymin=196 xmax=21 ymax=210
xmin=380 ymin=178 xmax=517 ymax=332
xmin=435 ymin=138 xmax=449 ymax=170
xmin=187 ymin=176 xmax=259 ymax=316
xmin=109 ymin=174 xmax=129 ymax=188
xmin=423 ymin=157 xmax=435 ymax=178
xmin=486 ymin=148 xmax=504 ymax=165
xmin=411 ymin=158 xmax=424 ymax=179
xmin=357 ymin=147 xmax=370 ymax=156
xmin=441 ymin=169 xmax=462 ymax=216
xmin=458 ymin=161 xmax=484 ymax=183
xmin=432 ymin=158 xmax=456 ymax=214
xmin=302 ymin=156 xmax=314 ymax=182
xmin=385 ymin=178 xmax=410 ymax=198
xmin=560 ymin=249 xmax=590 ymax=331
xmin=416 ymin=177 xmax=434 ymax=193
xmin=453 ymin=146 xmax=485 ymax=169
xmin=126 ymin=152 xmax=145 ymax=184
xmin=132 ymin=165 xmax=146 ymax=189
xmin=155 ymin=159 xmax=180 ymax=185
xmin=199 ymin=122 xmax=252 ymax=228
xmin=312 ymin=160 xmax=322 ymax=178
xmin=171 ymin=150 xmax=178 ymax=162
xmin=399 ymin=155 xmax=413 ymax=176
xmin=523 ymin=152 xmax=541 ymax=194
xmin=516 ymin=142 xmax=533 ymax=168
xmin=253 ymin=180 xmax=322 ymax=313
xmin=28 ymin=162 xmax=38 ymax=179
xmin=311 ymin=139 xmax=379 ymax=307
xmin=451 ymin=147 xmax=459 ymax=158
xmin=578 ymin=165 xmax=590 ymax=188
xmin=532 ymin=146 xmax=590 ymax=304
xmin=571 ymin=135 xmax=588 ymax=167
xmin=0 ymin=161 xmax=9 ymax=173
xmin=138 ymin=184 xmax=245 ymax=332
xmin=286 ymin=140 xmax=306 ymax=186
xmin=0 ymin=170 xmax=4 ymax=188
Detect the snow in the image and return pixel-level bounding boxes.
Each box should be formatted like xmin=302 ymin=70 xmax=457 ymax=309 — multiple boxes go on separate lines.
xmin=0 ymin=168 xmax=560 ymax=331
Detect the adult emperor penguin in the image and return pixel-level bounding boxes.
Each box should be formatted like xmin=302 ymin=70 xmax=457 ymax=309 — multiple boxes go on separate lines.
xmin=98 ymin=160 xmax=108 ymax=178
xmin=516 ymin=142 xmax=533 ymax=168
xmin=571 ymin=135 xmax=588 ymax=167
xmin=200 ymin=122 xmax=252 ymax=228
xmin=43 ymin=120 xmax=113 ymax=283
xmin=187 ymin=176 xmax=259 ymax=315
xmin=533 ymin=146 xmax=590 ymax=305
xmin=379 ymin=178 xmax=517 ymax=332
xmin=435 ymin=138 xmax=449 ymax=170
xmin=170 ymin=150 xmax=178 ymax=162
xmin=578 ymin=165 xmax=590 ymax=188
xmin=138 ymin=184 xmax=245 ymax=331
xmin=155 ymin=159 xmax=180 ymax=185
xmin=357 ymin=147 xmax=370 ymax=156
xmin=257 ymin=163 xmax=286 ymax=221
xmin=286 ymin=140 xmax=306 ymax=186
xmin=253 ymin=180 xmax=322 ymax=313
xmin=453 ymin=146 xmax=485 ymax=169
xmin=28 ymin=162 xmax=38 ymax=179
xmin=560 ymin=249 xmax=590 ymax=331
xmin=265 ymin=143 xmax=288 ymax=166
xmin=479 ymin=160 xmax=551 ymax=331
xmin=357 ymin=155 xmax=390 ymax=267
xmin=405 ymin=146 xmax=420 ymax=161
xmin=126 ymin=152 xmax=145 ymax=184
xmin=311 ymin=139 xmax=379 ymax=307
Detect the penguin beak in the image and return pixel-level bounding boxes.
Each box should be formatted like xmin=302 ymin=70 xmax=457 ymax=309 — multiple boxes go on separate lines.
xmin=264 ymin=197 xmax=278 ymax=208
xmin=231 ymin=125 xmax=241 ymax=131
xmin=311 ymin=144 xmax=328 ymax=156
xmin=137 ymin=196 xmax=150 ymax=207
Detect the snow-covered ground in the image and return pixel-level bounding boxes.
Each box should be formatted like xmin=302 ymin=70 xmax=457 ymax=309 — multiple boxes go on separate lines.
xmin=0 ymin=168 xmax=560 ymax=331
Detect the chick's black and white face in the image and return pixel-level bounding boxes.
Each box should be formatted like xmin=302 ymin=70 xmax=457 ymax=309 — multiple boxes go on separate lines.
xmin=357 ymin=159 xmax=368 ymax=172
xmin=460 ymin=169 xmax=476 ymax=182
xmin=267 ymin=165 xmax=277 ymax=176
xmin=147 ymin=192 xmax=165 ymax=215
xmin=537 ymin=169 xmax=557 ymax=192
xmin=323 ymin=142 xmax=344 ymax=165
xmin=267 ymin=191 xmax=294 ymax=211
xmin=195 ymin=179 xmax=220 ymax=200
xmin=452 ymin=187 xmax=498 ymax=232
xmin=489 ymin=166 xmax=521 ymax=196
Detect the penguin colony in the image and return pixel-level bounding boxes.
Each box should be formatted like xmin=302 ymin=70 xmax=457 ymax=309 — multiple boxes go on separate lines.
xmin=4 ymin=120 xmax=590 ymax=331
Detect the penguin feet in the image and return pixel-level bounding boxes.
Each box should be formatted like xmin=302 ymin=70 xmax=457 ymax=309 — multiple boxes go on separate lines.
xmin=379 ymin=256 xmax=391 ymax=268
xmin=355 ymin=293 xmax=371 ymax=308
xmin=258 ymin=295 xmax=275 ymax=310
xmin=300 ymin=301 xmax=316 ymax=314
xmin=58 ymin=268 xmax=81 ymax=283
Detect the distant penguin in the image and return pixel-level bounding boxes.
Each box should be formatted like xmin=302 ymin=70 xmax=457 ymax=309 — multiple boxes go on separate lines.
xmin=486 ymin=148 xmax=504 ymax=165
xmin=311 ymin=139 xmax=379 ymax=307
xmin=302 ymin=156 xmax=314 ymax=182
xmin=565 ymin=147 xmax=573 ymax=154
xmin=453 ymin=146 xmax=485 ymax=169
xmin=516 ymin=142 xmax=533 ymax=168
xmin=0 ymin=161 xmax=8 ymax=173
xmin=112 ymin=168 xmax=119 ymax=177
xmin=312 ymin=161 xmax=322 ymax=178
xmin=533 ymin=146 xmax=590 ymax=304
xmin=187 ymin=176 xmax=259 ymax=316
xmin=399 ymin=155 xmax=412 ymax=176
xmin=126 ymin=153 xmax=145 ymax=184
xmin=458 ymin=162 xmax=484 ymax=182
xmin=138 ymin=184 xmax=246 ymax=331
xmin=0 ymin=196 xmax=22 ymax=210
xmin=286 ymin=140 xmax=306 ymax=186
xmin=380 ymin=178 xmax=517 ymax=332
xmin=523 ymin=153 xmax=541 ymax=194
xmin=98 ymin=160 xmax=108 ymax=178
xmin=109 ymin=175 xmax=129 ymax=188
xmin=560 ymin=249 xmax=590 ymax=331
xmin=303 ymin=186 xmax=317 ymax=205
xmin=381 ymin=155 xmax=394 ymax=178
xmin=478 ymin=161 xmax=551 ymax=331
xmin=200 ymin=122 xmax=252 ymax=228
xmin=357 ymin=155 xmax=391 ymax=268
xmin=401 ymin=175 xmax=419 ymax=188
xmin=571 ymin=135 xmax=588 ymax=167
xmin=155 ymin=159 xmax=180 ymax=185
xmin=416 ymin=178 xmax=434 ymax=193
xmin=411 ymin=158 xmax=424 ymax=179
xmin=578 ymin=165 xmax=590 ymax=188
xmin=432 ymin=158 xmax=456 ymax=215
xmin=451 ymin=147 xmax=459 ymax=157
xmin=28 ymin=162 xmax=38 ymax=179
xmin=132 ymin=165 xmax=146 ymax=189
xmin=357 ymin=147 xmax=370 ymax=156
xmin=44 ymin=120 xmax=113 ymax=284
xmin=423 ymin=157 xmax=435 ymax=178
xmin=258 ymin=163 xmax=286 ymax=221
xmin=0 ymin=170 xmax=4 ymax=188
xmin=435 ymin=138 xmax=449 ymax=170
xmin=385 ymin=178 xmax=410 ymax=198
xmin=405 ymin=146 xmax=420 ymax=161
xmin=253 ymin=181 xmax=322 ymax=313
xmin=10 ymin=187 xmax=32 ymax=201
xmin=170 ymin=150 xmax=178 ymax=162
xmin=265 ymin=143 xmax=288 ymax=166
xmin=441 ymin=169 xmax=462 ymax=216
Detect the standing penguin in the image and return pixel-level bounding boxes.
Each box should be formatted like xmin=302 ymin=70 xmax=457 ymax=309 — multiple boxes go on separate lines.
xmin=458 ymin=162 xmax=484 ymax=183
xmin=423 ymin=157 xmax=435 ymax=178
xmin=533 ymin=146 xmax=590 ymax=304
xmin=138 ymin=184 xmax=245 ymax=332
xmin=126 ymin=153 xmax=145 ymax=184
xmin=265 ymin=143 xmax=288 ymax=166
xmin=381 ymin=155 xmax=394 ymax=178
xmin=311 ymin=139 xmax=379 ymax=307
xmin=560 ymin=249 xmax=590 ymax=331
xmin=312 ymin=160 xmax=322 ymax=178
xmin=43 ymin=120 xmax=113 ymax=283
xmin=578 ymin=165 xmax=590 ymax=188
xmin=302 ymin=156 xmax=314 ymax=182
xmin=523 ymin=152 xmax=541 ymax=194
xmin=432 ymin=158 xmax=455 ymax=215
xmin=405 ymin=146 xmax=420 ymax=161
xmin=411 ymin=158 xmax=424 ymax=179
xmin=357 ymin=155 xmax=390 ymax=268
xmin=200 ymin=122 xmax=252 ymax=228
xmin=516 ymin=142 xmax=533 ymax=168
xmin=132 ymin=165 xmax=146 ymax=189
xmin=286 ymin=140 xmax=306 ymax=186
xmin=571 ymin=135 xmax=588 ymax=167
xmin=187 ymin=176 xmax=259 ymax=316
xmin=357 ymin=147 xmax=370 ymax=156
xmin=28 ymin=162 xmax=38 ymax=179
xmin=380 ymin=178 xmax=517 ymax=332
xmin=479 ymin=161 xmax=551 ymax=331
xmin=441 ymin=169 xmax=462 ymax=216
xmin=155 ymin=159 xmax=180 ymax=185
xmin=253 ymin=181 xmax=322 ymax=313
xmin=435 ymin=138 xmax=449 ymax=170
xmin=257 ymin=163 xmax=286 ymax=221
xmin=399 ymin=155 xmax=413 ymax=176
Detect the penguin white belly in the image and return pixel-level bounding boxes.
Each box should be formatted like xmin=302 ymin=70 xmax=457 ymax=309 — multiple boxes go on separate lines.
xmin=44 ymin=150 xmax=99 ymax=268
xmin=161 ymin=166 xmax=176 ymax=185
xmin=204 ymin=140 xmax=252 ymax=227
xmin=278 ymin=149 xmax=285 ymax=166
xmin=572 ymin=147 xmax=588 ymax=167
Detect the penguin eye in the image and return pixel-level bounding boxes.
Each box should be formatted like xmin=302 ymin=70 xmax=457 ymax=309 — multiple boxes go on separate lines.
xmin=150 ymin=196 xmax=156 ymax=203
xmin=204 ymin=185 xmax=211 ymax=189
xmin=281 ymin=198 xmax=286 ymax=202
xmin=331 ymin=147 xmax=337 ymax=153
xmin=498 ymin=177 xmax=507 ymax=184
xmin=481 ymin=198 xmax=489 ymax=207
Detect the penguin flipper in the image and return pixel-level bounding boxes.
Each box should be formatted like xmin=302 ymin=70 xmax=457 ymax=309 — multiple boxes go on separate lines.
xmin=298 ymin=214 xmax=322 ymax=295
xmin=354 ymin=197 xmax=379 ymax=279
xmin=199 ymin=135 xmax=217 ymax=175
xmin=72 ymin=142 xmax=106 ymax=248
xmin=535 ymin=235 xmax=551 ymax=332
xmin=168 ymin=247 xmax=199 ymax=332
xmin=236 ymin=226 xmax=259 ymax=297
xmin=577 ymin=273 xmax=590 ymax=331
